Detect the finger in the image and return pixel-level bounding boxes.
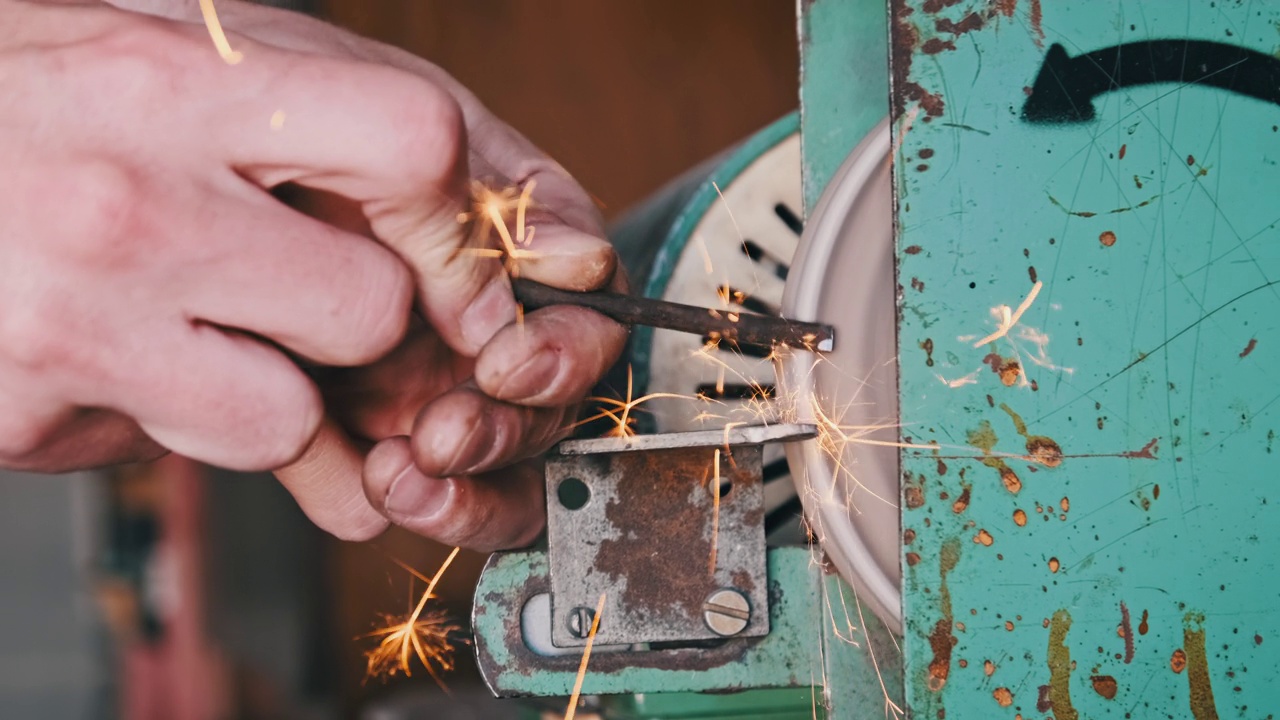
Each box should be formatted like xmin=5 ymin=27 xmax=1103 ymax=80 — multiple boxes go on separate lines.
xmin=185 ymin=187 xmax=412 ymax=366
xmin=409 ymin=386 xmax=570 ymax=478
xmin=108 ymin=321 xmax=323 ymax=471
xmin=274 ymin=419 xmax=390 ymax=542
xmin=475 ymin=306 xmax=627 ymax=406
xmin=364 ymin=437 xmax=545 ymax=551
xmin=215 ymin=43 xmax=515 ymax=356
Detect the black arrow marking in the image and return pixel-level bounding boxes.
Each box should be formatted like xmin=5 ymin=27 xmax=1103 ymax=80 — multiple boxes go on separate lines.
xmin=1022 ymin=40 xmax=1280 ymax=123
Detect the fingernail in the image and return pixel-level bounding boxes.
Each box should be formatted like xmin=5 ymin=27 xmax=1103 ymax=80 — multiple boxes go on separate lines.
xmin=385 ymin=464 xmax=452 ymax=520
xmin=496 ymin=348 xmax=561 ymax=402
xmin=441 ymin=415 xmax=494 ymax=474
xmin=460 ymin=277 xmax=517 ymax=353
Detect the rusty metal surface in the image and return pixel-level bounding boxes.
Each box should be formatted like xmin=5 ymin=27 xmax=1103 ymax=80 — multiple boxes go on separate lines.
xmin=546 ymin=438 xmax=769 ymax=648
xmin=557 ymin=423 xmax=817 ymax=456
xmin=890 ymin=1 xmax=1280 ymax=717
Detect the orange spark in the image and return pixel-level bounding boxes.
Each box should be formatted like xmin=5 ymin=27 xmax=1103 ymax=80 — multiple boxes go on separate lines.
xmin=198 ymin=0 xmax=243 ymax=65
xmin=457 ymin=181 xmax=542 ymax=275
xmin=709 ymin=448 xmax=722 ymax=574
xmin=563 ymin=593 xmax=607 ymax=720
xmin=579 ymin=365 xmax=693 ymax=438
xmin=363 ymin=547 xmax=462 ymax=686
xmin=973 ymin=280 xmax=1043 ymax=347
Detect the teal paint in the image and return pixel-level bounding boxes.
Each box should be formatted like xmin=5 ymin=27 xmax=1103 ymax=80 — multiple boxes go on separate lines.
xmin=799 ymin=0 xmax=891 ymax=214
xmin=891 ymin=1 xmax=1280 ymax=718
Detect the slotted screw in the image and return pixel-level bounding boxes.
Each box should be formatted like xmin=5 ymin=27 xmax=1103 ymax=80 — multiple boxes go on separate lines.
xmin=568 ymin=606 xmax=597 ymax=639
xmin=703 ymin=588 xmax=751 ymax=636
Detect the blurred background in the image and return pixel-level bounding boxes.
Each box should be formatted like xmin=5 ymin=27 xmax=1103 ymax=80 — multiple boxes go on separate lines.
xmin=0 ymin=1 xmax=797 ymax=718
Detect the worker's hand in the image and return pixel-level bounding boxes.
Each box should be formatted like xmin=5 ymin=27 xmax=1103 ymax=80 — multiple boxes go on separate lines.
xmin=120 ymin=0 xmax=629 ymax=550
xmin=1 ymin=0 xmax=625 ymax=549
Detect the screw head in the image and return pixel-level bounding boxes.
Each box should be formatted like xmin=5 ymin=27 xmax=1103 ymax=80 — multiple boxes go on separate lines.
xmin=702 ymin=588 xmax=751 ymax=636
xmin=567 ymin=606 xmax=597 ymax=639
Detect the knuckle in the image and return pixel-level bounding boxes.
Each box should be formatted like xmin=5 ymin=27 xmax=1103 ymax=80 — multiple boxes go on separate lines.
xmin=384 ymin=78 xmax=465 ymax=187
xmin=246 ymin=378 xmax=323 ymax=470
xmin=53 ymin=162 xmax=147 ymax=267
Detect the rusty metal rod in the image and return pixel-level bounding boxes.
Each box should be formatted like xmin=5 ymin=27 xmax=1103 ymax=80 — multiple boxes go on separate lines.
xmin=511 ymin=278 xmax=835 ymax=352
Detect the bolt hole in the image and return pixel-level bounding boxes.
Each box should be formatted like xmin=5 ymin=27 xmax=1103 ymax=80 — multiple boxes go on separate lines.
xmin=557 ymin=478 xmax=590 ymax=510
xmin=711 ymin=475 xmax=733 ymax=500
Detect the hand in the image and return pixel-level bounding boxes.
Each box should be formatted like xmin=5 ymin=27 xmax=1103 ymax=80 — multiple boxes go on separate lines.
xmin=1 ymin=0 xmax=626 ymax=549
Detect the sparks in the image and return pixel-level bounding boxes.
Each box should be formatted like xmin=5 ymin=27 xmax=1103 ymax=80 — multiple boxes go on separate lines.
xmin=198 ymin=0 xmax=243 ymax=65
xmin=563 ymin=592 xmax=607 ymax=720
xmin=973 ymin=280 xmax=1043 ymax=348
xmin=457 ymin=181 xmax=542 ymax=276
xmin=362 ymin=547 xmax=462 ymax=686
xmin=579 ymin=365 xmax=693 ymax=438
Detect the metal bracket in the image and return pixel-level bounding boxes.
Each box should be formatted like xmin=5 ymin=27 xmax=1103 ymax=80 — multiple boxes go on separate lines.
xmin=544 ymin=424 xmax=815 ymax=648
xmin=472 ymin=546 xmax=902 ymax=709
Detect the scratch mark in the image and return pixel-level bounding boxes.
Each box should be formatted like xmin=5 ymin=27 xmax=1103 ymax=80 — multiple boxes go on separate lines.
xmin=927 ymin=538 xmax=962 ymax=692
xmin=1048 ymin=192 xmax=1160 ymax=217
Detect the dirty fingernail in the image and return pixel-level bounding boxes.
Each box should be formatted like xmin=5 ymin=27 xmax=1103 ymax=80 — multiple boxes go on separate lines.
xmin=384 ymin=464 xmax=452 ymax=520
xmin=496 ymin=348 xmax=561 ymax=402
xmin=460 ymin=276 xmax=517 ymax=354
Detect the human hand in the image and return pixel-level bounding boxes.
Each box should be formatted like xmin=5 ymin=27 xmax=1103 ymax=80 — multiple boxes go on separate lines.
xmin=2 ymin=0 xmax=626 ymax=548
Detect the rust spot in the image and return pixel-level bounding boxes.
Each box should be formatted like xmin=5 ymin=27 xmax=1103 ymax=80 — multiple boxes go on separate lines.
xmin=1028 ymin=436 xmax=1064 ymax=467
xmin=993 ymin=0 xmax=1017 ymax=17
xmin=905 ymin=244 xmax=923 ymax=255
xmin=983 ymin=353 xmax=1022 ymax=385
xmin=1005 ymin=620 xmax=1014 ymax=631
xmin=920 ymin=338 xmax=935 ymax=366
xmin=1255 ymin=634 xmax=1263 ymax=645
xmin=984 ymin=659 xmax=995 ymax=676
xmin=1100 ymin=230 xmax=1117 ymax=247
xmin=890 ymin=0 xmax=946 ymax=119
xmin=1241 ymin=338 xmax=1258 ymax=358
xmin=951 ymin=485 xmax=971 ymax=513
xmin=974 ymin=529 xmax=993 ymax=546
xmin=1029 ymin=265 xmax=1038 ymax=283
xmin=905 ymin=528 xmax=917 ymax=544
xmin=1014 ymin=509 xmax=1028 ymax=526
xmin=916 ymin=163 xmax=930 ymax=172
xmin=1097 ymin=416 xmax=1105 ymax=429
xmin=1183 ymin=612 xmax=1220 ymax=719
xmin=907 ymin=552 xmax=922 ymax=566
xmin=935 ymin=12 xmax=985 ymax=35
xmin=921 ymin=0 xmax=963 ymax=13
xmin=1048 ymin=557 xmax=1060 ymax=573
xmin=1035 ymin=685 xmax=1053 ymax=712
xmin=905 ymin=484 xmax=926 ymax=509
xmin=1187 ymin=154 xmax=1196 ymax=166
xmin=1047 ymin=610 xmax=1078 ymax=720
xmin=936 ymin=457 xmax=948 ymax=475
xmin=1059 ymin=497 xmax=1069 ymax=512
xmin=1118 ymin=143 xmax=1127 ymax=159
xmin=919 ymin=147 xmax=936 ymax=159
xmin=1153 ymin=484 xmax=1161 ymax=500
xmin=922 ymin=37 xmax=957 ymax=54
xmin=1171 ymin=648 xmax=1188 ymax=673
xmin=1000 ymin=467 xmax=1022 ymax=493
xmin=993 ymin=687 xmax=1013 ymax=707
xmin=1091 ymin=675 xmax=1118 ymax=700
xmin=1123 ymin=438 xmax=1160 ymax=459
xmin=927 ymin=538 xmax=962 ymax=692
xmin=1029 ymin=0 xmax=1044 ymax=44
xmin=912 ymin=276 xmax=926 ymax=292
xmin=1119 ymin=601 xmax=1135 ymax=663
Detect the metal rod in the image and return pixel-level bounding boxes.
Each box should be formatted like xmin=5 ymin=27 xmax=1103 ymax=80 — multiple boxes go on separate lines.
xmin=511 ymin=279 xmax=836 ymax=352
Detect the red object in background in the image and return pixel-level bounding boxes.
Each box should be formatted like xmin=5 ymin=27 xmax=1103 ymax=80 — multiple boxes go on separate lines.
xmin=118 ymin=455 xmax=231 ymax=720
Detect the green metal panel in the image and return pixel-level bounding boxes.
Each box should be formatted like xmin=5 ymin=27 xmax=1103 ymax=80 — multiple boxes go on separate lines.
xmin=889 ymin=1 xmax=1280 ymax=718
xmin=799 ymin=0 xmax=890 ymax=214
